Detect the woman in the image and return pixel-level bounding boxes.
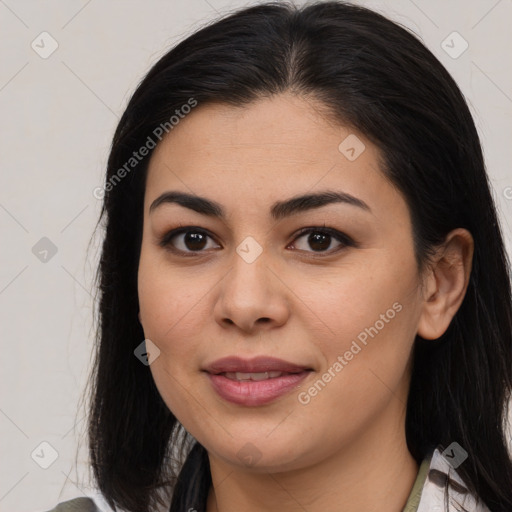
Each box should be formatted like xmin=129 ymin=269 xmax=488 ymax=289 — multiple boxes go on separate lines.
xmin=47 ymin=1 xmax=512 ymax=511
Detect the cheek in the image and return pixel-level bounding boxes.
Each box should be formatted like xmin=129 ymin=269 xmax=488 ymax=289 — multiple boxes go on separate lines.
xmin=289 ymin=257 xmax=414 ymax=347
xmin=290 ymin=257 xmax=417 ymax=404
xmin=293 ymin=288 xmax=414 ymax=448
xmin=138 ymin=256 xmax=210 ymax=428
xmin=137 ymin=251 xmax=207 ymax=363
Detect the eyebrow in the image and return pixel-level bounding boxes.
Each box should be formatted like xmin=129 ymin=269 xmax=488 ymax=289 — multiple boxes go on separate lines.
xmin=149 ymin=190 xmax=371 ymax=220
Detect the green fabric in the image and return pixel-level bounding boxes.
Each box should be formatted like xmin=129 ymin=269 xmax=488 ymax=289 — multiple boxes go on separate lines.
xmin=402 ymin=452 xmax=433 ymax=512
xmin=44 ymin=497 xmax=99 ymax=512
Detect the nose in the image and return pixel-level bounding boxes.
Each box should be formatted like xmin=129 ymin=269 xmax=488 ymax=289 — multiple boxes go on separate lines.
xmin=213 ymin=247 xmax=290 ymax=334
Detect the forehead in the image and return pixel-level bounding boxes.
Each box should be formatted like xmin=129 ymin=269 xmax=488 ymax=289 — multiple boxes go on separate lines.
xmin=143 ymin=93 xmax=401 ymax=220
xmin=149 ymin=94 xmax=351 ymax=164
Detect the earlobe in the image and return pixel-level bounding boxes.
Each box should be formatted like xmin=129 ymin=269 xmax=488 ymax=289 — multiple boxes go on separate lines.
xmin=416 ymin=228 xmax=474 ymax=340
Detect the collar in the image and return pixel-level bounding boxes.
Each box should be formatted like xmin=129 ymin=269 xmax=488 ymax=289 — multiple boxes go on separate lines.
xmin=406 ymin=446 xmax=491 ymax=512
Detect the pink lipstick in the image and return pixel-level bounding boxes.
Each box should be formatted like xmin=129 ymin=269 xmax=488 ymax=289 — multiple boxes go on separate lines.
xmin=203 ymin=356 xmax=313 ymax=406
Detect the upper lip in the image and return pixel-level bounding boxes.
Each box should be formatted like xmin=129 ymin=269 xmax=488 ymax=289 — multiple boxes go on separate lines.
xmin=203 ymin=356 xmax=312 ymax=374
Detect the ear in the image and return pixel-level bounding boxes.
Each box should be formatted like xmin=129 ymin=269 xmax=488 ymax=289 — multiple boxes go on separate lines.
xmin=417 ymin=228 xmax=474 ymax=340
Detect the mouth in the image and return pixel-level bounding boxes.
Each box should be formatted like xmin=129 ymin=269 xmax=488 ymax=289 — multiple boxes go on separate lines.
xmin=203 ymin=356 xmax=314 ymax=406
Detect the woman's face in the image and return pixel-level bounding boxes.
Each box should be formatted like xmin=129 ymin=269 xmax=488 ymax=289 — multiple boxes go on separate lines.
xmin=138 ymin=93 xmax=425 ymax=472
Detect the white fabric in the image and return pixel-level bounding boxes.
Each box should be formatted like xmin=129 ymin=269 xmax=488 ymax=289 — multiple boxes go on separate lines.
xmin=416 ymin=448 xmax=491 ymax=512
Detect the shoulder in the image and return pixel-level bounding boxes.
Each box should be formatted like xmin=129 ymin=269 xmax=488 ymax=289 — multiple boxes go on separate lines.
xmin=44 ymin=497 xmax=101 ymax=512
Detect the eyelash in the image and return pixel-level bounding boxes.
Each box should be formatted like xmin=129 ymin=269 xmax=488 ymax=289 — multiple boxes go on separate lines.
xmin=158 ymin=225 xmax=356 ymax=257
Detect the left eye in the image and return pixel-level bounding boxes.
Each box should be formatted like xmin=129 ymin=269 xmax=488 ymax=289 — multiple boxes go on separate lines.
xmin=289 ymin=227 xmax=353 ymax=253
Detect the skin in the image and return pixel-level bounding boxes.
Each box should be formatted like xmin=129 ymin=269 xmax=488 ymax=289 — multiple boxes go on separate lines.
xmin=137 ymin=92 xmax=474 ymax=512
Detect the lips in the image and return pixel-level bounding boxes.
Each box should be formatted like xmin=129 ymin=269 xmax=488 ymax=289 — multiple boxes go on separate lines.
xmin=203 ymin=356 xmax=312 ymax=375
xmin=203 ymin=356 xmax=313 ymax=406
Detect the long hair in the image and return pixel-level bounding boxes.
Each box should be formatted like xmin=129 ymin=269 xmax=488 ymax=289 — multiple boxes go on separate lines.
xmin=83 ymin=2 xmax=512 ymax=511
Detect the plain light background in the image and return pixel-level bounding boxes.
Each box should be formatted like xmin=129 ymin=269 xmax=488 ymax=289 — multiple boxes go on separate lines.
xmin=1 ymin=0 xmax=511 ymax=511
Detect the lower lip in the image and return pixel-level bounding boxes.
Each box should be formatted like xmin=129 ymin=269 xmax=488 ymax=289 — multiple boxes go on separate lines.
xmin=206 ymin=371 xmax=311 ymax=406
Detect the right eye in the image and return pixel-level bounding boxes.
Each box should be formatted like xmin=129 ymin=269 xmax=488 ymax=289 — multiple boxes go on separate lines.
xmin=159 ymin=227 xmax=221 ymax=255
